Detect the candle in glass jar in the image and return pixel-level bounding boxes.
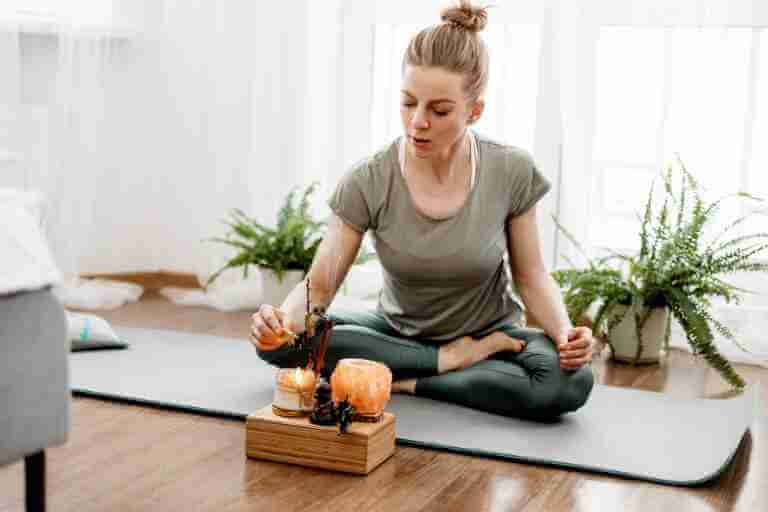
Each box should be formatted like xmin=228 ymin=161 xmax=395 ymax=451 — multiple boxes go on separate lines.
xmin=273 ymin=367 xmax=317 ymax=415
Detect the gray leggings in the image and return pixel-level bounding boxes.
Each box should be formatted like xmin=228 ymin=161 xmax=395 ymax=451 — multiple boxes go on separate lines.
xmin=256 ymin=308 xmax=595 ymax=421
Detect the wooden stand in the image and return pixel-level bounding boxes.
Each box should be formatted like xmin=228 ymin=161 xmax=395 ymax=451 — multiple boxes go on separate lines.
xmin=245 ymin=405 xmax=396 ymax=475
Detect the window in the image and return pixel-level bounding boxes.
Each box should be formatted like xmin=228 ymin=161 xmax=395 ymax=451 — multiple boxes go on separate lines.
xmin=591 ymin=27 xmax=767 ymax=255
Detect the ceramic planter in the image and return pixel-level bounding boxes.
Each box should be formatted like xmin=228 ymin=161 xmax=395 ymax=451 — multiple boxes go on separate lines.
xmin=259 ymin=267 xmax=304 ymax=307
xmin=608 ymin=304 xmax=669 ymax=364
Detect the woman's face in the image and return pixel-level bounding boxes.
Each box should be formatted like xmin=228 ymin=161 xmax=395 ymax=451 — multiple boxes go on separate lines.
xmin=400 ymin=65 xmax=481 ymax=158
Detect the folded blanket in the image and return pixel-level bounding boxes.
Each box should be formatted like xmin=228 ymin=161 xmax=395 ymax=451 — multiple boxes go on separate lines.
xmin=0 ymin=188 xmax=61 ymax=296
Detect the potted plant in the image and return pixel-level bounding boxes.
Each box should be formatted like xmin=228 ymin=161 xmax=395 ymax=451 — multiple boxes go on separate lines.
xmin=204 ymin=182 xmax=325 ymax=307
xmin=204 ymin=182 xmax=377 ymax=308
xmin=551 ymin=157 xmax=767 ymax=390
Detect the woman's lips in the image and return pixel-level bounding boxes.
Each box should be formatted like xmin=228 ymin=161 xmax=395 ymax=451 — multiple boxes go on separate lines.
xmin=411 ymin=136 xmax=431 ymax=148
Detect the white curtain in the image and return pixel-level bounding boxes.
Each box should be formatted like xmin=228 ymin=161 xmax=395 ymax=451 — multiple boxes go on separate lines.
xmin=0 ymin=0 xmax=338 ymax=280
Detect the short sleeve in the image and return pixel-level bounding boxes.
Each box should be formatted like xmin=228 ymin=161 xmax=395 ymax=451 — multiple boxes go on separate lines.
xmin=507 ymin=151 xmax=552 ymax=218
xmin=327 ymin=164 xmax=373 ymax=233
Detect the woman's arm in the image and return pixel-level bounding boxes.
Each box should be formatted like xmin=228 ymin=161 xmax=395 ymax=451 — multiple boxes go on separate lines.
xmin=252 ymin=214 xmax=363 ymax=350
xmin=279 ymin=213 xmax=364 ymax=330
xmin=506 ymin=205 xmax=595 ymax=369
xmin=505 ymin=205 xmax=572 ymax=342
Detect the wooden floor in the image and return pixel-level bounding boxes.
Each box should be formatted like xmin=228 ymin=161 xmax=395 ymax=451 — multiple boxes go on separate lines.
xmin=1 ymin=291 xmax=766 ymax=511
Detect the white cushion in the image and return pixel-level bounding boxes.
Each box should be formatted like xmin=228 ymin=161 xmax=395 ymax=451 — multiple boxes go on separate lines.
xmin=0 ymin=188 xmax=61 ymax=296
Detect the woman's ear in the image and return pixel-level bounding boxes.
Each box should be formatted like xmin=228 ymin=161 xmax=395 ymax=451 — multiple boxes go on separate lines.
xmin=468 ymin=99 xmax=485 ymax=124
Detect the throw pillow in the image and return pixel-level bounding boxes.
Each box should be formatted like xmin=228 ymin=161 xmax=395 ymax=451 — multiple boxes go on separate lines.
xmin=67 ymin=311 xmax=128 ymax=351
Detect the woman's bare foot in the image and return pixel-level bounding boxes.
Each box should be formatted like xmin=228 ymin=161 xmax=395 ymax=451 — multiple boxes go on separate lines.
xmin=438 ymin=332 xmax=526 ymax=373
xmin=391 ymin=378 xmax=418 ymax=394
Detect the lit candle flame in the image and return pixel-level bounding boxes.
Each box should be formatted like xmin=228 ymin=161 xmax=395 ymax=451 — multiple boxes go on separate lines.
xmin=283 ymin=366 xmax=316 ymax=394
xmin=294 ymin=367 xmax=304 ymax=387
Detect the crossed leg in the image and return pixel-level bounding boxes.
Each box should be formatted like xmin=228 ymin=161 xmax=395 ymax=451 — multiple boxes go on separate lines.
xmin=255 ymin=308 xmax=595 ymax=420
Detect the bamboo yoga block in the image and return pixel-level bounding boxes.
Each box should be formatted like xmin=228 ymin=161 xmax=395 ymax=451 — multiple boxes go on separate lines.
xmin=248 ymin=358 xmax=396 ymax=474
xmin=245 ymin=406 xmax=396 ymax=475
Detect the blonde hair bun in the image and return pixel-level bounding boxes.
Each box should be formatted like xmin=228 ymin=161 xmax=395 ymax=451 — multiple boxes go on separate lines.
xmin=440 ymin=1 xmax=488 ymax=33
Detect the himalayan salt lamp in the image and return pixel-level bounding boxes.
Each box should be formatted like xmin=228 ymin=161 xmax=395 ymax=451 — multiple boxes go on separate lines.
xmin=272 ymin=367 xmax=317 ymax=416
xmin=330 ymin=359 xmax=392 ymax=419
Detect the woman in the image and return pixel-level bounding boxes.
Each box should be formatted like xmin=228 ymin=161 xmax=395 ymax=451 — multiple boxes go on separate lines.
xmin=250 ymin=1 xmax=596 ymax=420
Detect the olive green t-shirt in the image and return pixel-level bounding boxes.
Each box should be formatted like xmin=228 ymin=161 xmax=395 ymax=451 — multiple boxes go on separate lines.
xmin=328 ymin=131 xmax=551 ymax=343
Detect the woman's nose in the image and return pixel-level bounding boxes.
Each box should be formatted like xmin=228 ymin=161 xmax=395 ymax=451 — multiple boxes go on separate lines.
xmin=410 ymin=110 xmax=430 ymax=130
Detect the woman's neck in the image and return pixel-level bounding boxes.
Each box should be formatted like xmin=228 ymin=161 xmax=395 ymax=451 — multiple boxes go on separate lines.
xmin=407 ymin=130 xmax=470 ymax=185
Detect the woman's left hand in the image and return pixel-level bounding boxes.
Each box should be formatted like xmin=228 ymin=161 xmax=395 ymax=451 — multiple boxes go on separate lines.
xmin=556 ymin=326 xmax=595 ymax=370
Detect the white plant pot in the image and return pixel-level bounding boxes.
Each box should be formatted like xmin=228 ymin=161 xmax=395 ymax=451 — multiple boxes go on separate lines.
xmin=259 ymin=267 xmax=304 ymax=308
xmin=608 ymin=304 xmax=669 ymax=364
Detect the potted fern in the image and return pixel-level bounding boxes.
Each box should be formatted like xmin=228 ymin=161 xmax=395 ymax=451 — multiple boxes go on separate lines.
xmin=204 ymin=182 xmax=377 ymax=308
xmin=551 ymin=157 xmax=767 ymax=390
xmin=204 ymin=183 xmax=325 ymax=307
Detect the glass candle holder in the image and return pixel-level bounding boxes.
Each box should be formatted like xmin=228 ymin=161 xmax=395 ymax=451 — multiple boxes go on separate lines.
xmin=273 ymin=367 xmax=317 ymax=417
xmin=330 ymin=359 xmax=392 ymax=419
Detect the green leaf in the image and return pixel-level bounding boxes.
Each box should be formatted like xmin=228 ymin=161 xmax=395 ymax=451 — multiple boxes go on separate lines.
xmin=205 ymin=183 xmax=330 ymax=288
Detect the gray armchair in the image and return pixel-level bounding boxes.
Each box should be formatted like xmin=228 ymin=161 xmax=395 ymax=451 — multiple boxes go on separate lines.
xmin=0 ymin=287 xmax=70 ymax=512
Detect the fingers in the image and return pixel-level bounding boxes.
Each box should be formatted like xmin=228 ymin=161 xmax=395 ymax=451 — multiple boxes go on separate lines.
xmin=249 ymin=331 xmax=278 ymax=352
xmin=560 ymin=355 xmax=592 ymax=370
xmin=560 ymin=337 xmax=591 ymax=351
xmin=261 ymin=304 xmax=285 ymax=334
xmin=568 ymin=326 xmax=592 ymax=340
xmin=250 ymin=304 xmax=291 ymax=350
xmin=559 ymin=344 xmax=594 ymax=369
xmin=558 ymin=327 xmax=595 ymax=369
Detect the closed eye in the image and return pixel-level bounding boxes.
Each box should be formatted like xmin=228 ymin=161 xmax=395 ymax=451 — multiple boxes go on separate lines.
xmin=401 ymin=103 xmax=451 ymax=117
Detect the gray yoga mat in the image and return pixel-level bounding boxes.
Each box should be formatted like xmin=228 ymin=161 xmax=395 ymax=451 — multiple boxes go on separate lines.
xmin=69 ymin=326 xmax=760 ymax=486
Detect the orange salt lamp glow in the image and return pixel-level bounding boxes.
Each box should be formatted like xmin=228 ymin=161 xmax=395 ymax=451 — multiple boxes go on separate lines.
xmin=330 ymin=359 xmax=392 ymax=417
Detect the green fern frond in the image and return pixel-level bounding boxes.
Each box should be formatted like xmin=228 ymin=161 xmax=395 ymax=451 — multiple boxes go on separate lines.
xmin=712 ymin=233 xmax=768 ymax=255
xmin=551 ymin=157 xmax=764 ymax=390
xmin=706 ymin=213 xmax=755 ymax=251
xmin=277 ymin=188 xmax=298 ymax=231
xmin=551 ymin=214 xmax=594 ymax=269
xmin=639 ymin=181 xmax=655 ymax=261
xmin=666 ymin=288 xmax=745 ymax=389
xmin=593 ymin=297 xmax=623 ymax=338
xmin=206 ymin=183 xmax=329 ymax=288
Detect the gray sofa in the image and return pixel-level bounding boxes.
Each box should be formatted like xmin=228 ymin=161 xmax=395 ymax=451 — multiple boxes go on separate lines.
xmin=0 ymin=287 xmax=70 ymax=512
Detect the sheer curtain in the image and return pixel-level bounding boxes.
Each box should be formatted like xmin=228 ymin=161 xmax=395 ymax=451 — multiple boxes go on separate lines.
xmin=0 ymin=8 xmax=129 ymax=304
xmin=0 ymin=1 xmax=328 ymax=307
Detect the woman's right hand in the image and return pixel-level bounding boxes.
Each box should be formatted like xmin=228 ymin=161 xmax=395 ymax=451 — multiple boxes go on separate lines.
xmin=250 ymin=214 xmax=364 ymax=352
xmin=250 ymin=304 xmax=301 ymax=352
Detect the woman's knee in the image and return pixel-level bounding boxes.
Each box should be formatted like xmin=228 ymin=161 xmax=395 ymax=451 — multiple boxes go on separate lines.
xmin=556 ymin=365 xmax=595 ymax=412
xmin=315 ymin=324 xmax=380 ymax=374
xmin=512 ymin=332 xmax=562 ymax=380
xmin=254 ymin=344 xmax=300 ymax=368
xmin=515 ymin=341 xmax=593 ymax=411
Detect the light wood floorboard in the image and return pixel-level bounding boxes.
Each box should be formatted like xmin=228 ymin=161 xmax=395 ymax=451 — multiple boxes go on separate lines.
xmin=1 ymin=291 xmax=766 ymax=511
